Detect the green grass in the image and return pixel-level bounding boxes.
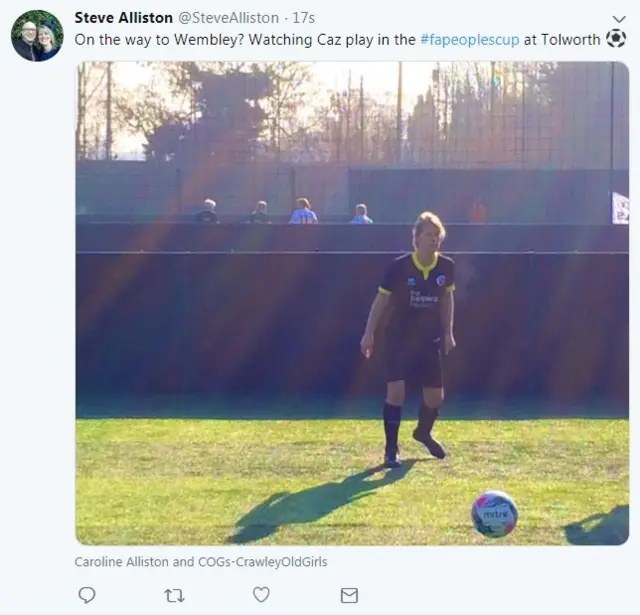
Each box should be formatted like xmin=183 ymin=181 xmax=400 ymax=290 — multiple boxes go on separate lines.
xmin=76 ymin=418 xmax=629 ymax=546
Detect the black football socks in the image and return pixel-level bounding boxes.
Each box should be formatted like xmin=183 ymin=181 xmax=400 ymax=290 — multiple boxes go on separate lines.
xmin=415 ymin=403 xmax=446 ymax=458
xmin=417 ymin=403 xmax=439 ymax=436
xmin=383 ymin=402 xmax=402 ymax=453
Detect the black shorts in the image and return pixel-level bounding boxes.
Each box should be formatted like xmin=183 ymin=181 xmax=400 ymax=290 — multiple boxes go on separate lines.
xmin=382 ymin=337 xmax=443 ymax=388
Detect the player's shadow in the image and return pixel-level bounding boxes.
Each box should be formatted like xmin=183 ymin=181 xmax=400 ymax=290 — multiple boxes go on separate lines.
xmin=226 ymin=459 xmax=419 ymax=544
xmin=564 ymin=504 xmax=629 ymax=545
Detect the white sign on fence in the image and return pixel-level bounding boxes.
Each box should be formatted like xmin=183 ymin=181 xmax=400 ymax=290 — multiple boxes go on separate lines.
xmin=612 ymin=192 xmax=630 ymax=225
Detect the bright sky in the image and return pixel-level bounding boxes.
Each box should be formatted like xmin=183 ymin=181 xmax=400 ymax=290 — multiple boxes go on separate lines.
xmin=309 ymin=61 xmax=438 ymax=101
xmin=111 ymin=61 xmax=446 ymax=156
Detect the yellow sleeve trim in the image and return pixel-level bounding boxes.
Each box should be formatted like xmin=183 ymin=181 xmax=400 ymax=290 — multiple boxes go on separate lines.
xmin=378 ymin=287 xmax=391 ymax=295
xmin=445 ymin=284 xmax=456 ymax=292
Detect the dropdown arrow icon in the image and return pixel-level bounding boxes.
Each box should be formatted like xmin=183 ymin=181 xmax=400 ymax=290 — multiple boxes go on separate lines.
xmin=613 ymin=16 xmax=626 ymax=23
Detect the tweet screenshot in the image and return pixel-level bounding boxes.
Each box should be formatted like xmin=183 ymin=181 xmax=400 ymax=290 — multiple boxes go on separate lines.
xmin=0 ymin=2 xmax=635 ymax=614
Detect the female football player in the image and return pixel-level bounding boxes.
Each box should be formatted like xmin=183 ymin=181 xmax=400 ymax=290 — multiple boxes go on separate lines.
xmin=360 ymin=211 xmax=456 ymax=467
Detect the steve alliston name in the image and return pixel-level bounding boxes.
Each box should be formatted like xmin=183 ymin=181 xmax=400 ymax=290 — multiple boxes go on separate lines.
xmin=118 ymin=12 xmax=173 ymax=24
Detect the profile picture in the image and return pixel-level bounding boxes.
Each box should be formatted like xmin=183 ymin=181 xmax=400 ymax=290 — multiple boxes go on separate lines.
xmin=11 ymin=10 xmax=63 ymax=62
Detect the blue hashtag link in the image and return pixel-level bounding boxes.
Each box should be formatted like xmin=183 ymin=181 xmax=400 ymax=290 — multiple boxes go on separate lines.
xmin=421 ymin=33 xmax=428 ymax=44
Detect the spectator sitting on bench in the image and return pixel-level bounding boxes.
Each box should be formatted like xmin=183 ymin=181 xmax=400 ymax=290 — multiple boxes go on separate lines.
xmin=289 ymin=198 xmax=319 ymax=224
xmin=196 ymin=199 xmax=219 ymax=223
xmin=350 ymin=203 xmax=373 ymax=224
xmin=249 ymin=200 xmax=271 ymax=224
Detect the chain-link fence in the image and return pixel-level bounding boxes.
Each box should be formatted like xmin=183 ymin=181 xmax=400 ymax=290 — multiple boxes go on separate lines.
xmin=75 ymin=61 xmax=629 ymax=221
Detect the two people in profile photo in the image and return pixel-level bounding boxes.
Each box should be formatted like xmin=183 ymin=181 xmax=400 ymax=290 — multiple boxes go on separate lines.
xmin=12 ymin=12 xmax=62 ymax=62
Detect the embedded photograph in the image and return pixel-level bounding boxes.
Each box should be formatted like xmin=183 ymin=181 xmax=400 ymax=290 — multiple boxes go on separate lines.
xmin=76 ymin=61 xmax=629 ymax=545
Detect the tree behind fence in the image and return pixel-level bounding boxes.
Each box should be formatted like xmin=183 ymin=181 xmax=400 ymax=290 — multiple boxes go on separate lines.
xmin=75 ymin=61 xmax=629 ymax=221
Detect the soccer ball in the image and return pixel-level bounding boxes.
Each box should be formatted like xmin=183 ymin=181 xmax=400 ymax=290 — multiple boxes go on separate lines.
xmin=471 ymin=490 xmax=518 ymax=538
xmin=606 ymin=29 xmax=626 ymax=48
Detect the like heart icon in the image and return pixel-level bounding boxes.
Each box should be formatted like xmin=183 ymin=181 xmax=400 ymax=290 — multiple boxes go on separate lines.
xmin=253 ymin=587 xmax=270 ymax=603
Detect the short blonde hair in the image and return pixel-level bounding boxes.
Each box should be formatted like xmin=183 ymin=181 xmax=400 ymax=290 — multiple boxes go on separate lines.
xmin=355 ymin=203 xmax=367 ymax=215
xmin=413 ymin=211 xmax=446 ymax=241
xmin=296 ymin=197 xmax=311 ymax=209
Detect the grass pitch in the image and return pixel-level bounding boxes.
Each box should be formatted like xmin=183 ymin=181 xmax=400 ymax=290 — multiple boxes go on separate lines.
xmin=76 ymin=414 xmax=628 ymax=546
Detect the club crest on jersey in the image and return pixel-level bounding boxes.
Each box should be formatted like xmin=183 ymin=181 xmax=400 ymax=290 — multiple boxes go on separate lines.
xmin=407 ymin=277 xmax=416 ymax=286
xmin=436 ymin=275 xmax=446 ymax=287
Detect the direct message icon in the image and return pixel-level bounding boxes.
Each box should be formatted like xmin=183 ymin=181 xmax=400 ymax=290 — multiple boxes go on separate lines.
xmin=78 ymin=587 xmax=96 ymax=604
xmin=340 ymin=588 xmax=358 ymax=603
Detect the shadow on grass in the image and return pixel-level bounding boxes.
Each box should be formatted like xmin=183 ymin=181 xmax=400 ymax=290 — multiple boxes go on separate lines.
xmin=76 ymin=394 xmax=629 ymax=421
xmin=226 ymin=459 xmax=420 ymax=544
xmin=564 ymin=505 xmax=629 ymax=545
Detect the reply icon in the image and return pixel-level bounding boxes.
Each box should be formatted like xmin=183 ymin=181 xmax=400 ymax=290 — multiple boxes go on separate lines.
xmin=78 ymin=587 xmax=96 ymax=604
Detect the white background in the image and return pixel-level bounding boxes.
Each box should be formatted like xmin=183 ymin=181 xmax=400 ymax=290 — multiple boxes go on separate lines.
xmin=0 ymin=1 xmax=636 ymax=614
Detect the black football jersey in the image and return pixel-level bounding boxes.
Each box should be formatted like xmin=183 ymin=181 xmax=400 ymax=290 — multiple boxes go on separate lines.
xmin=378 ymin=252 xmax=455 ymax=340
